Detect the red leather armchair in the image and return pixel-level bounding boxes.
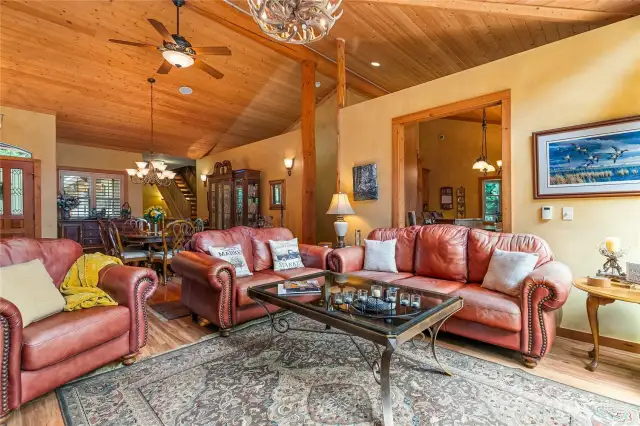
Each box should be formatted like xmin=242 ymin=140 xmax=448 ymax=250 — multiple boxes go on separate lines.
xmin=328 ymin=225 xmax=572 ymax=368
xmin=0 ymin=238 xmax=158 ymax=423
xmin=172 ymin=226 xmax=332 ymax=335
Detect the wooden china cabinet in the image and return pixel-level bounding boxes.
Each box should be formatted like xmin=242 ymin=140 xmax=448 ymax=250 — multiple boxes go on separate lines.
xmin=207 ymin=161 xmax=260 ymax=229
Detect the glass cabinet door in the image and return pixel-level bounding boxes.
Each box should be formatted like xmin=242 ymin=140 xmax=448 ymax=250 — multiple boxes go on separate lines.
xmin=223 ymin=183 xmax=231 ymax=229
xmin=235 ymin=177 xmax=243 ymax=226
xmin=247 ymin=179 xmax=259 ymax=227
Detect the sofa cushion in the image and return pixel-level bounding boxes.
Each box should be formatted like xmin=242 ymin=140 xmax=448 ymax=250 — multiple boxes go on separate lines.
xmin=191 ymin=227 xmax=255 ymax=271
xmin=0 ymin=238 xmax=82 ymax=287
xmin=347 ymin=270 xmax=413 ymax=283
xmin=364 ymin=239 xmax=398 ymax=273
xmin=482 ymin=249 xmax=539 ymax=297
xmin=263 ymin=267 xmax=325 ymax=280
xmin=415 ymin=225 xmax=469 ymax=282
xmin=367 ymin=226 xmax=420 ymax=272
xmin=21 ymin=306 xmax=130 ymax=371
xmin=235 ymin=272 xmax=283 ymax=307
xmin=208 ymin=244 xmax=252 ymax=277
xmin=393 ymin=276 xmax=465 ymax=294
xmin=250 ymin=228 xmax=295 ymax=271
xmin=0 ymin=259 xmax=66 ymax=327
xmin=451 ymin=284 xmax=521 ymax=332
xmin=467 ymin=229 xmax=554 ymax=283
xmin=269 ymin=238 xmax=305 ymax=271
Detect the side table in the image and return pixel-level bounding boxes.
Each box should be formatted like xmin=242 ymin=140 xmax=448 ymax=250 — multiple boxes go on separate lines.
xmin=573 ymin=278 xmax=640 ymax=371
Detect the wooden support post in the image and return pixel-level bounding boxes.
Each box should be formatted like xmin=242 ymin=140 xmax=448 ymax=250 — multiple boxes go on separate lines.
xmin=336 ymin=38 xmax=346 ymax=193
xmin=301 ymin=60 xmax=316 ymax=245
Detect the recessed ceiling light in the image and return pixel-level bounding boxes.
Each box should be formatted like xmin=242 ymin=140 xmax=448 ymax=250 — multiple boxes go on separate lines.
xmin=371 ymin=62 xmax=381 ymax=67
xmin=315 ymin=81 xmax=321 ymax=88
xmin=179 ymin=86 xmax=193 ymax=95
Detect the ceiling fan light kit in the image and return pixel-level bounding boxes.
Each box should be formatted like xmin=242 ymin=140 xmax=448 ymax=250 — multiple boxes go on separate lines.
xmin=162 ymin=50 xmax=194 ymax=68
xmin=247 ymin=0 xmax=343 ymax=44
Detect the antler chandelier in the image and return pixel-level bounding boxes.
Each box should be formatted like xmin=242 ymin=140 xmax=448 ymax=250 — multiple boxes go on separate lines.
xmin=125 ymin=78 xmax=176 ymax=187
xmin=247 ymin=0 xmax=343 ymax=44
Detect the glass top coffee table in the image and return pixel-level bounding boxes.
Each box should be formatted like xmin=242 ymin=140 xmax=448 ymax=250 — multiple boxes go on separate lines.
xmin=248 ymin=270 xmax=463 ymax=426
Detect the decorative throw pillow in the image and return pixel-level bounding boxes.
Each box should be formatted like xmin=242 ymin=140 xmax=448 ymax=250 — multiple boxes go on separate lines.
xmin=269 ymin=238 xmax=305 ymax=271
xmin=364 ymin=239 xmax=398 ymax=273
xmin=481 ymin=249 xmax=539 ymax=297
xmin=208 ymin=244 xmax=253 ymax=278
xmin=0 ymin=259 xmax=66 ymax=326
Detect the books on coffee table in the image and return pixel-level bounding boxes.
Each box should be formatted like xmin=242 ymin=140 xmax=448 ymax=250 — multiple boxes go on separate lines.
xmin=277 ymin=279 xmax=321 ymax=295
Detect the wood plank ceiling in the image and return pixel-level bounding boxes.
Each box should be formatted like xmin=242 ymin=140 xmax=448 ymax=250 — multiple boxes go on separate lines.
xmin=1 ymin=0 xmax=638 ymax=158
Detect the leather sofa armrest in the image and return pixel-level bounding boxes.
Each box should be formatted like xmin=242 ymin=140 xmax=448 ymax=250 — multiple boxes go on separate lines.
xmin=98 ymin=265 xmax=158 ymax=353
xmin=171 ymin=251 xmax=236 ymax=292
xmin=327 ymin=246 xmax=365 ymax=273
xmin=0 ymin=298 xmax=23 ymax=416
xmin=522 ymin=261 xmax=572 ymax=311
xmin=299 ymin=244 xmax=332 ymax=270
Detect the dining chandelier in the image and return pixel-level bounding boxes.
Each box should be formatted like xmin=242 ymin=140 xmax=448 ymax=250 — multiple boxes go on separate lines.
xmin=247 ymin=0 xmax=343 ymax=44
xmin=472 ymin=108 xmax=497 ymax=176
xmin=126 ymin=78 xmax=175 ymax=187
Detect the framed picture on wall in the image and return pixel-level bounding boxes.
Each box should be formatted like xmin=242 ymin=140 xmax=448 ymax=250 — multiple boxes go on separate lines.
xmin=440 ymin=187 xmax=453 ymax=210
xmin=353 ymin=163 xmax=378 ymax=201
xmin=533 ymin=116 xmax=640 ymax=199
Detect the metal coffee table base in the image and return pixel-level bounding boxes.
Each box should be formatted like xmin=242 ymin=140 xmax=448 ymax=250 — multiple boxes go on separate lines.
xmin=253 ymin=300 xmax=455 ymax=425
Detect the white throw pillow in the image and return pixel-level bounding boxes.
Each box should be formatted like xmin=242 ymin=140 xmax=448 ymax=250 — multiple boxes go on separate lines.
xmin=269 ymin=238 xmax=305 ymax=271
xmin=208 ymin=244 xmax=253 ymax=278
xmin=481 ymin=249 xmax=539 ymax=297
xmin=364 ymin=239 xmax=398 ymax=273
xmin=0 ymin=259 xmax=66 ymax=327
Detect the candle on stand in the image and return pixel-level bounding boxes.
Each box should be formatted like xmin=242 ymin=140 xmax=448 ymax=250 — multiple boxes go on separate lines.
xmin=371 ymin=285 xmax=382 ymax=298
xmin=605 ymin=237 xmax=621 ymax=253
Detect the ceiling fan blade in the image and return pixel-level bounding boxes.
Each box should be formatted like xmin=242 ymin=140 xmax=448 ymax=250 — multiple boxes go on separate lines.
xmin=193 ymin=46 xmax=232 ymax=56
xmin=109 ymin=39 xmax=157 ymax=49
xmin=157 ymin=60 xmax=173 ymax=74
xmin=194 ymin=60 xmax=224 ymax=79
xmin=148 ymin=18 xmax=175 ymax=41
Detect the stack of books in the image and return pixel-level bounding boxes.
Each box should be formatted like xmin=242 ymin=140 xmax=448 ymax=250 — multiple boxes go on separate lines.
xmin=277 ymin=279 xmax=321 ymax=295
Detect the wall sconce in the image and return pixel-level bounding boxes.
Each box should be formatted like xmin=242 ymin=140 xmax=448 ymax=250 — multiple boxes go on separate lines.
xmin=201 ymin=174 xmax=208 ymax=186
xmin=497 ymin=160 xmax=503 ymax=175
xmin=0 ymin=113 xmax=4 ymax=130
xmin=284 ymin=157 xmax=294 ymax=176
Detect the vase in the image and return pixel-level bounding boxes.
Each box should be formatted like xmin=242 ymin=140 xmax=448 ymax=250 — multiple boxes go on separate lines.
xmin=153 ymin=222 xmax=158 ymax=235
xmin=62 ymin=209 xmax=71 ymax=220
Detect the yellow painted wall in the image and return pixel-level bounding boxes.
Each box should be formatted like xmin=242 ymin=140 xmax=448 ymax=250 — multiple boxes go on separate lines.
xmin=339 ymin=17 xmax=640 ymax=342
xmin=142 ymin=184 xmax=170 ymax=214
xmin=197 ymin=130 xmax=303 ymax=238
xmin=0 ymin=106 xmax=57 ymax=237
xmin=419 ymin=119 xmax=502 ymax=219
xmin=56 ymin=142 xmax=143 ymax=216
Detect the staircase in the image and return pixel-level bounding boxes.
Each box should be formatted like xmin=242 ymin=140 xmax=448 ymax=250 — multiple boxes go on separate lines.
xmin=174 ymin=173 xmax=197 ymax=219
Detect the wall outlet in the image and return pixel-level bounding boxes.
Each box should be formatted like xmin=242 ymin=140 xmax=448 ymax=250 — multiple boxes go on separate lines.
xmin=562 ymin=207 xmax=574 ymax=221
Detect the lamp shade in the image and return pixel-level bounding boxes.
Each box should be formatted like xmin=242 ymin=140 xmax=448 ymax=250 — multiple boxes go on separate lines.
xmin=472 ymin=159 xmax=488 ymax=170
xmin=326 ymin=193 xmax=355 ymax=215
xmin=162 ymin=50 xmax=194 ymax=68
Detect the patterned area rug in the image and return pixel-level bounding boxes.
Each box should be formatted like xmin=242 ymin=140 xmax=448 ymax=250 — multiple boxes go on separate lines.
xmin=57 ymin=314 xmax=639 ymax=426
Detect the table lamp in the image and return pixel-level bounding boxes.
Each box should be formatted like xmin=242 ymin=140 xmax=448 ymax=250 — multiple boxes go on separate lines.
xmin=326 ymin=193 xmax=355 ymax=248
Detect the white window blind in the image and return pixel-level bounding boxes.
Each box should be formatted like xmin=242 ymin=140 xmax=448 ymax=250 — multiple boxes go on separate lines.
xmin=59 ymin=170 xmax=124 ymax=219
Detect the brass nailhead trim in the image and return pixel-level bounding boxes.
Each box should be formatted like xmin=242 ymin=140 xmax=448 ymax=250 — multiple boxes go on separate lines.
xmin=217 ymin=268 xmax=233 ymax=329
xmin=526 ymin=283 xmax=555 ymax=357
xmin=134 ymin=277 xmax=156 ymax=351
xmin=1 ymin=316 xmax=9 ymax=414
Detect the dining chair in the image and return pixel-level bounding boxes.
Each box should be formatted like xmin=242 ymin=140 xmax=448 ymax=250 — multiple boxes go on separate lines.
xmin=107 ymin=220 xmax=150 ymax=266
xmin=97 ymin=219 xmax=115 ymax=256
xmin=149 ymin=219 xmax=195 ymax=284
xmin=194 ymin=217 xmax=205 ymax=233
xmin=123 ymin=218 xmax=150 ymax=235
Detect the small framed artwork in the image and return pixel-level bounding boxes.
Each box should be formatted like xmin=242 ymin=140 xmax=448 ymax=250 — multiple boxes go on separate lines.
xmin=353 ymin=163 xmax=378 ymax=201
xmin=627 ymin=262 xmax=640 ymax=284
xmin=533 ymin=116 xmax=640 ymax=199
xmin=440 ymin=187 xmax=453 ymax=210
xmin=269 ymin=179 xmax=285 ymax=210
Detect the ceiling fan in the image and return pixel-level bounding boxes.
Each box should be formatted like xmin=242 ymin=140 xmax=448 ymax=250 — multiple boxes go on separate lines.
xmin=108 ymin=0 xmax=230 ymax=79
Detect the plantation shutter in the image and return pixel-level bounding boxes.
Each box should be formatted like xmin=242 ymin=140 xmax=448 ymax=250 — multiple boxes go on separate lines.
xmin=95 ymin=177 xmax=121 ymax=218
xmin=61 ymin=174 xmax=91 ymax=218
xmin=59 ymin=170 xmax=124 ymax=219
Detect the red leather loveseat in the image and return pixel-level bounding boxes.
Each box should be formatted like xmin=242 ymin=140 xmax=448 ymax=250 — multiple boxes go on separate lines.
xmin=172 ymin=226 xmax=332 ymax=335
xmin=0 ymin=238 xmax=158 ymax=423
xmin=328 ymin=225 xmax=572 ymax=367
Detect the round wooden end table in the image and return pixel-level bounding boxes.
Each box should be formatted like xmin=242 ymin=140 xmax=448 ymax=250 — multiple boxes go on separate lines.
xmin=573 ymin=278 xmax=640 ymax=372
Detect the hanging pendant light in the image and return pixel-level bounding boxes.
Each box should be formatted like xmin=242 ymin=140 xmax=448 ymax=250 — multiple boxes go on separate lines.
xmin=472 ymin=108 xmax=496 ymax=176
xmin=125 ymin=78 xmax=175 ymax=186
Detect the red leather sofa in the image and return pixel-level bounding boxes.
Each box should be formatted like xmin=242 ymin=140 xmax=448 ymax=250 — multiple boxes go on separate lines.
xmin=0 ymin=238 xmax=158 ymax=422
xmin=328 ymin=225 xmax=572 ymax=367
xmin=172 ymin=226 xmax=331 ymax=335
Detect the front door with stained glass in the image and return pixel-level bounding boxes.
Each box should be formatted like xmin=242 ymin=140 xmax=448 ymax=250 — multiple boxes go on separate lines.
xmin=0 ymin=159 xmax=35 ymax=238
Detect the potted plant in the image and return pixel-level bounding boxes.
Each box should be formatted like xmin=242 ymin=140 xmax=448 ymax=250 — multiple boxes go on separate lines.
xmin=57 ymin=192 xmax=81 ymax=220
xmin=143 ymin=205 xmax=166 ymax=234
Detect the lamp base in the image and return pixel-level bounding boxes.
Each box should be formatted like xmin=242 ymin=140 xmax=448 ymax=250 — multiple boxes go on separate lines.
xmin=334 ymin=216 xmax=348 ymax=249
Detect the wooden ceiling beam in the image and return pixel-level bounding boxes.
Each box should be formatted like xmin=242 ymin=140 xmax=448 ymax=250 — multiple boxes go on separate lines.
xmin=346 ymin=0 xmax=632 ymax=23
xmin=186 ymin=2 xmax=389 ymax=98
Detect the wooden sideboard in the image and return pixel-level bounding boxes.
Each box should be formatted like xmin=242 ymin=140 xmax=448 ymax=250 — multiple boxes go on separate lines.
xmin=58 ymin=219 xmax=125 ymax=251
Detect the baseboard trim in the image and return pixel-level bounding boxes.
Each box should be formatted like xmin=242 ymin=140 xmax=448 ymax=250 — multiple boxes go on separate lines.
xmin=557 ymin=327 xmax=640 ymax=354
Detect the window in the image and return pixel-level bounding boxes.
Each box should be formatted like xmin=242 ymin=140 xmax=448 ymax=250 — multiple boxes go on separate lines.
xmin=59 ymin=170 xmax=124 ymax=218
xmin=481 ymin=179 xmax=502 ymax=222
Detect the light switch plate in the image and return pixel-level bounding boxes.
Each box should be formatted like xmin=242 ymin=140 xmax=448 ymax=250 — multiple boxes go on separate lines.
xmin=562 ymin=207 xmax=574 ymax=221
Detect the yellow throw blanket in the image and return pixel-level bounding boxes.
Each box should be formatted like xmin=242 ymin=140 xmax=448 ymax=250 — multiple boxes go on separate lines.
xmin=60 ymin=253 xmax=120 ymax=311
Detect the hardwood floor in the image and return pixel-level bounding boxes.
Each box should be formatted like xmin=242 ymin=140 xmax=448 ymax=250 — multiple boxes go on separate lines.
xmin=8 ymin=281 xmax=640 ymax=425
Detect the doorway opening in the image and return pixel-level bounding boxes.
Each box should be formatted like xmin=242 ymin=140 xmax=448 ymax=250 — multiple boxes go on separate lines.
xmin=392 ymin=90 xmax=511 ymax=231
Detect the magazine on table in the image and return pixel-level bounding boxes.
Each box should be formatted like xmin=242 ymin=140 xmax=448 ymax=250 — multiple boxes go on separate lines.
xmin=277 ymin=279 xmax=321 ymax=295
